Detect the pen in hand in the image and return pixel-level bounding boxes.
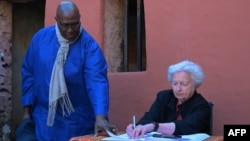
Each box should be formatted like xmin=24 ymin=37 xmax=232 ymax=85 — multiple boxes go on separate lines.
xmin=133 ymin=115 xmax=136 ymax=129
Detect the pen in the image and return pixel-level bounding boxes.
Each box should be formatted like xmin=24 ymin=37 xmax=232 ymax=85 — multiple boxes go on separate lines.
xmin=133 ymin=115 xmax=136 ymax=129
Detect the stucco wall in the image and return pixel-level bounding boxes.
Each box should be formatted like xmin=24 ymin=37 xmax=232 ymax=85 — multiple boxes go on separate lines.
xmin=44 ymin=0 xmax=250 ymax=136
xmin=0 ymin=1 xmax=12 ymax=140
xmin=139 ymin=0 xmax=250 ymax=135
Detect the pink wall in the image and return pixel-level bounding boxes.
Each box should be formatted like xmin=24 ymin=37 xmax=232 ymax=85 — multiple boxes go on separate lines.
xmin=45 ymin=0 xmax=250 ymax=136
xmin=45 ymin=0 xmax=104 ymax=48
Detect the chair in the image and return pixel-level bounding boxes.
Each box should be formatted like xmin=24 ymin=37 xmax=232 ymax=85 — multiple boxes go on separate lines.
xmin=208 ymin=102 xmax=214 ymax=135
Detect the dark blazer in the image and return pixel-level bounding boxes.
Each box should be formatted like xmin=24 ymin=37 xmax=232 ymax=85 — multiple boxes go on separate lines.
xmin=137 ymin=89 xmax=211 ymax=135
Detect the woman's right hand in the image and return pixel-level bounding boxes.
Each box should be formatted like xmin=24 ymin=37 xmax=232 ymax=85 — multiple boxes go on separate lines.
xmin=126 ymin=124 xmax=151 ymax=139
xmin=126 ymin=124 xmax=134 ymax=137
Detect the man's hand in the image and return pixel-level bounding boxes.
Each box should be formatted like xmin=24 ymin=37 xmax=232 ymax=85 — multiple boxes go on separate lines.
xmin=23 ymin=106 xmax=31 ymax=120
xmin=95 ymin=115 xmax=118 ymax=136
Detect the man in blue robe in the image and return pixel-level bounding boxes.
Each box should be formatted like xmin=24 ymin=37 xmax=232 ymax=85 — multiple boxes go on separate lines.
xmin=19 ymin=1 xmax=117 ymax=141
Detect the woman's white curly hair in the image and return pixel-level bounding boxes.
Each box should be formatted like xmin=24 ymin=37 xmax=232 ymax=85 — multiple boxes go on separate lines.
xmin=167 ymin=60 xmax=205 ymax=88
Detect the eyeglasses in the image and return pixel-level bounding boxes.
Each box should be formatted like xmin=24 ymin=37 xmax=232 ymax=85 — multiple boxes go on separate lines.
xmin=57 ymin=22 xmax=81 ymax=30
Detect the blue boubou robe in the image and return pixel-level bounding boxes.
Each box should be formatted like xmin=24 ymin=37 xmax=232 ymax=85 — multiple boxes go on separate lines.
xmin=21 ymin=25 xmax=109 ymax=141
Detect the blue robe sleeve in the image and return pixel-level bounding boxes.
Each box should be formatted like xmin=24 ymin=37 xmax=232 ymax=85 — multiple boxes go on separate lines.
xmin=21 ymin=38 xmax=35 ymax=108
xmin=84 ymin=40 xmax=109 ymax=116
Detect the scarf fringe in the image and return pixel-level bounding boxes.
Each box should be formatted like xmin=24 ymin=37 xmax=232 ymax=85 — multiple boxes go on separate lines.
xmin=59 ymin=93 xmax=75 ymax=116
xmin=47 ymin=102 xmax=57 ymax=126
xmin=47 ymin=93 xmax=75 ymax=126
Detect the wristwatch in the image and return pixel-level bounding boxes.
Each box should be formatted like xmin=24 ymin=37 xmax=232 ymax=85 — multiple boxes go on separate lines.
xmin=152 ymin=122 xmax=159 ymax=131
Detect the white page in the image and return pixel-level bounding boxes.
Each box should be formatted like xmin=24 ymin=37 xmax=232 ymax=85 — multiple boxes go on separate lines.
xmin=101 ymin=133 xmax=146 ymax=141
xmin=105 ymin=129 xmax=119 ymax=137
xmin=101 ymin=132 xmax=158 ymax=141
xmin=101 ymin=132 xmax=210 ymax=141
xmin=181 ymin=133 xmax=210 ymax=140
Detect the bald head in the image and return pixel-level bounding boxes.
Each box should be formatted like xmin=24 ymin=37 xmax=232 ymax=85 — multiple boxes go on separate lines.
xmin=56 ymin=1 xmax=80 ymax=19
xmin=55 ymin=1 xmax=81 ymax=41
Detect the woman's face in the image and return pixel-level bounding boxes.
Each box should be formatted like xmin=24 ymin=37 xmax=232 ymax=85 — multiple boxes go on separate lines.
xmin=171 ymin=71 xmax=196 ymax=104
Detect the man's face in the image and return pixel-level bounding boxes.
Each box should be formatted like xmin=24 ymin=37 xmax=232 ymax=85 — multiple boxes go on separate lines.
xmin=56 ymin=13 xmax=81 ymax=41
xmin=171 ymin=71 xmax=196 ymax=103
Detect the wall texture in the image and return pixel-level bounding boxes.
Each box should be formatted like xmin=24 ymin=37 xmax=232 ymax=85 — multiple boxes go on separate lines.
xmin=0 ymin=1 xmax=12 ymax=140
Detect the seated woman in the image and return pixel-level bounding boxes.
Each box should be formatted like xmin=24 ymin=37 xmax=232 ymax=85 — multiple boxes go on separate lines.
xmin=126 ymin=60 xmax=211 ymax=139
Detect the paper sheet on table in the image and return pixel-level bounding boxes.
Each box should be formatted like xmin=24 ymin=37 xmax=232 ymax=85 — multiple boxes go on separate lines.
xmin=181 ymin=133 xmax=210 ymax=140
xmin=101 ymin=132 xmax=210 ymax=141
xmin=105 ymin=129 xmax=119 ymax=137
xmin=101 ymin=131 xmax=157 ymax=141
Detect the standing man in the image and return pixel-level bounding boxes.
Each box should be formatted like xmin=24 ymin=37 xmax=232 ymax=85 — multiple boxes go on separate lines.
xmin=20 ymin=1 xmax=117 ymax=140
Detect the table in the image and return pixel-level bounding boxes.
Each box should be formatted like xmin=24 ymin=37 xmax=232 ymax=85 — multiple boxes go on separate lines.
xmin=204 ymin=136 xmax=224 ymax=141
xmin=70 ymin=135 xmax=224 ymax=141
xmin=69 ymin=135 xmax=106 ymax=141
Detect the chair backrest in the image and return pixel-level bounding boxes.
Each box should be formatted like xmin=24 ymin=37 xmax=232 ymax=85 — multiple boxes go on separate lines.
xmin=208 ymin=102 xmax=214 ymax=135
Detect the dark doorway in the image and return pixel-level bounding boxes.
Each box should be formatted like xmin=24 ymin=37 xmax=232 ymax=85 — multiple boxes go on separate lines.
xmin=11 ymin=0 xmax=45 ymax=140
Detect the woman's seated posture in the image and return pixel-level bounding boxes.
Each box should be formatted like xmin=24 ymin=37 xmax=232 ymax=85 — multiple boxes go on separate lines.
xmin=126 ymin=60 xmax=211 ymax=139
